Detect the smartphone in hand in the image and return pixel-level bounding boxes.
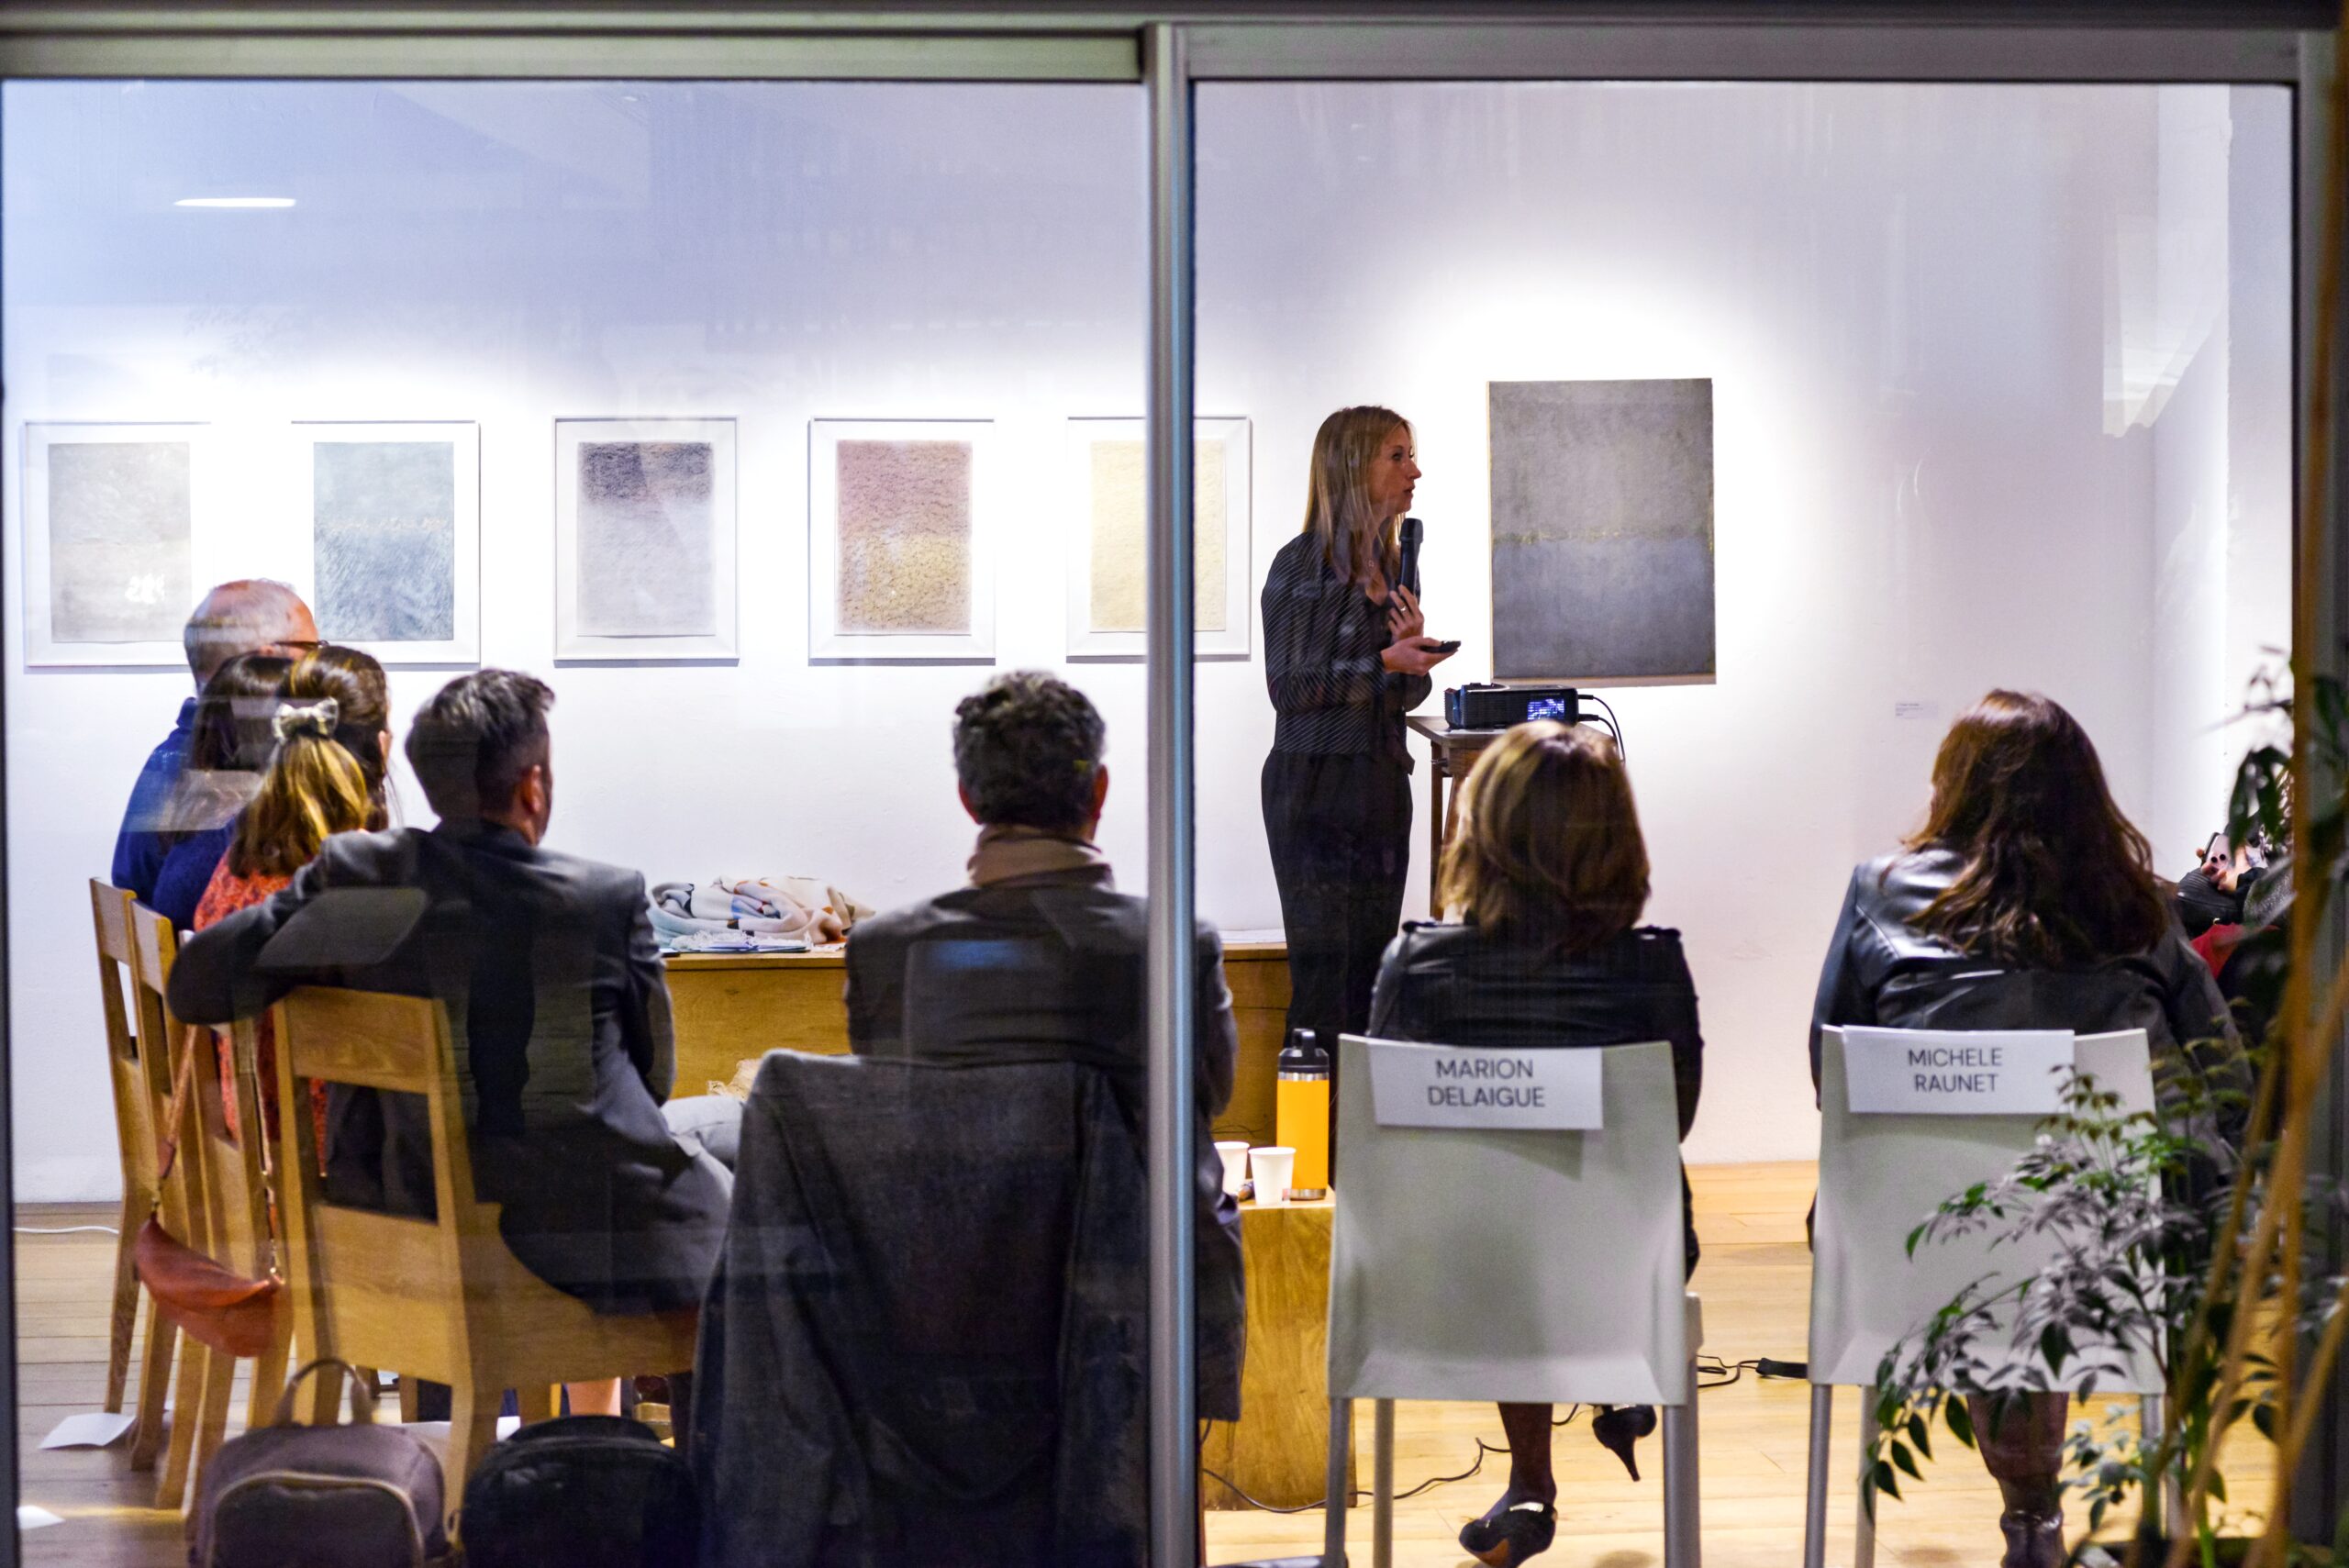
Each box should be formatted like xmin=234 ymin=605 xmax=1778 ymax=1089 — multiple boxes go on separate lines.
xmin=1427 ymin=639 xmax=1463 ymax=654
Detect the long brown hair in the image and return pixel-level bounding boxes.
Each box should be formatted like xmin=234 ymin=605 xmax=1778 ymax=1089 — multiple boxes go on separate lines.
xmin=1905 ymin=690 xmax=2168 ymax=966
xmin=1440 ymin=721 xmax=1651 ymax=953
xmin=1302 ymin=406 xmax=1410 ymax=588
xmin=230 ymin=646 xmax=390 ymax=879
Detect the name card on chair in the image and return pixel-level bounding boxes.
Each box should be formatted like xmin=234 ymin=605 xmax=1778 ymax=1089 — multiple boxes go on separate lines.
xmin=1842 ymin=1027 xmax=2074 ymax=1116
xmin=1364 ymin=1040 xmax=1602 ymax=1129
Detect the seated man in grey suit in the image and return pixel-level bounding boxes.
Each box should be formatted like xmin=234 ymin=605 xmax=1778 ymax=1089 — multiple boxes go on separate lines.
xmin=167 ymin=669 xmax=731 ymax=1335
xmin=844 ymin=671 xmax=1246 ymax=1417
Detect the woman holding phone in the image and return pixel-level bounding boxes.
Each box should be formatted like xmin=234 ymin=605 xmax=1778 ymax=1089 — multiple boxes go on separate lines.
xmin=1261 ymin=406 xmax=1456 ymax=1071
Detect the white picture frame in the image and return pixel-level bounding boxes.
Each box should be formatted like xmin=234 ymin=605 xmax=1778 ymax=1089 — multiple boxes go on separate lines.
xmin=554 ymin=417 xmax=738 ymax=663
xmin=808 ymin=417 xmax=996 ymax=663
xmin=295 ymin=421 xmax=480 ymax=666
xmin=1064 ymin=416 xmax=1252 ymax=660
xmin=21 ymin=421 xmax=212 ymax=669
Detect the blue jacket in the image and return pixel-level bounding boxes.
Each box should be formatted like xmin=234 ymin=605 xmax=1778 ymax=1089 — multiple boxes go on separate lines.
xmin=111 ymin=698 xmax=196 ymax=901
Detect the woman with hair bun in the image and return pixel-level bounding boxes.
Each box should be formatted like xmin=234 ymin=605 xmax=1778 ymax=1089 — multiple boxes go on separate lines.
xmin=194 ymin=644 xmax=393 ymax=1141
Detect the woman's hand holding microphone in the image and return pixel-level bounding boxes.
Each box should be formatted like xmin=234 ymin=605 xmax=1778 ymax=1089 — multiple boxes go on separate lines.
xmin=1379 ymin=583 xmax=1457 ymax=676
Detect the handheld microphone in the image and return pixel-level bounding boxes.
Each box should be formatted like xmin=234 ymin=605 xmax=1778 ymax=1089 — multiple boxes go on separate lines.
xmin=1398 ymin=516 xmax=1423 ymax=599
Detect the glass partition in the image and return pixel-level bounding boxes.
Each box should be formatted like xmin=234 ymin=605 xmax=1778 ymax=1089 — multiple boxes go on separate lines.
xmin=1197 ymin=80 xmax=2296 ymax=1563
xmin=0 ymin=50 xmax=2319 ymax=1568
xmin=4 ymin=76 xmax=1163 ymax=1560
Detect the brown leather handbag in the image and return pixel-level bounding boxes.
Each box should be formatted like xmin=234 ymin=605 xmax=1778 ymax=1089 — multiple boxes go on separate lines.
xmin=133 ymin=1027 xmax=282 ymax=1359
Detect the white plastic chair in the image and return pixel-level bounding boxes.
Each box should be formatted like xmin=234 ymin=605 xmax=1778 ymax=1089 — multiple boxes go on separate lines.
xmin=1804 ymin=1026 xmax=2163 ymax=1568
xmin=1320 ymin=1034 xmax=1702 ymax=1568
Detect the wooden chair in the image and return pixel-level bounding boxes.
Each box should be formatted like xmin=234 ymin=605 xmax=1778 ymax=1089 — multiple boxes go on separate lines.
xmin=94 ymin=880 xmax=184 ymax=1473
xmin=129 ymin=906 xmax=295 ymax=1512
xmin=270 ymin=985 xmax=698 ymax=1510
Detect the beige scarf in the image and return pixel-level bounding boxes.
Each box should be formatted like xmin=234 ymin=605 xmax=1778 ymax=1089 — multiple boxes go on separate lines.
xmin=968 ymin=824 xmax=1114 ymax=889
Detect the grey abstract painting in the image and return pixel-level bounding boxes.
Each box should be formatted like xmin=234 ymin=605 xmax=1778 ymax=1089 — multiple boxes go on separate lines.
xmin=313 ymin=440 xmax=456 ymax=642
xmin=1488 ymin=379 xmax=1716 ymax=684
xmin=47 ymin=439 xmax=193 ymax=644
xmin=575 ymin=441 xmax=717 ymax=638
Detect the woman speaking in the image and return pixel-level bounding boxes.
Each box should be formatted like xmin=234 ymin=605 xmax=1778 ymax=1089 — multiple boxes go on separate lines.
xmin=1261 ymin=406 xmax=1455 ymax=1064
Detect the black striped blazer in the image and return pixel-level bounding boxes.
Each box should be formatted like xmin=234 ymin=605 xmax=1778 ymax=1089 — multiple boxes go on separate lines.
xmin=1261 ymin=531 xmax=1431 ymax=765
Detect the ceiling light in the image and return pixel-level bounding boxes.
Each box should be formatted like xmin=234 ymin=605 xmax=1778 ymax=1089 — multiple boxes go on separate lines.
xmin=173 ymin=196 xmax=295 ymax=209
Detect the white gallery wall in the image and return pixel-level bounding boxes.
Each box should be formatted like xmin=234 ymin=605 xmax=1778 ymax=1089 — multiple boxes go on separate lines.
xmin=3 ymin=79 xmax=2291 ymax=1197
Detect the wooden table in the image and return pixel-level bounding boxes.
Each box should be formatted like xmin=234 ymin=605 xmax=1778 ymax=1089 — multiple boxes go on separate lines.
xmin=663 ymin=940 xmax=1295 ymax=1146
xmin=1406 ymin=715 xmax=1508 ymax=917
xmin=1200 ymin=1196 xmax=1352 ymax=1511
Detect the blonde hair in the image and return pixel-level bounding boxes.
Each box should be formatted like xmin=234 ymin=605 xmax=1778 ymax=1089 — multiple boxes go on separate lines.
xmin=230 ymin=647 xmax=390 ymax=879
xmin=1302 ymin=406 xmax=1411 ymax=588
xmin=1439 ymin=721 xmax=1651 ymax=953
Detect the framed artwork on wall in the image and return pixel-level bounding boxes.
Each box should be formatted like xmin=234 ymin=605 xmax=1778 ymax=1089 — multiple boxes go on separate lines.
xmin=1063 ymin=416 xmax=1252 ymax=659
xmin=297 ymin=421 xmax=479 ymax=666
xmin=1487 ymin=379 xmax=1717 ymax=685
xmin=20 ymin=421 xmax=208 ymax=669
xmin=808 ymin=418 xmax=995 ymax=662
xmin=554 ymin=417 xmax=738 ymax=662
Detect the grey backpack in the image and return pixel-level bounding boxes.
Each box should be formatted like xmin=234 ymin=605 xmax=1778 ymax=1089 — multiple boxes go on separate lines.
xmin=191 ymin=1359 xmax=450 ymax=1568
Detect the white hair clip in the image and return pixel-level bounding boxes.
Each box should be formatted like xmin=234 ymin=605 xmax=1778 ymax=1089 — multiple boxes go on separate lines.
xmin=273 ymin=697 xmax=340 ymax=742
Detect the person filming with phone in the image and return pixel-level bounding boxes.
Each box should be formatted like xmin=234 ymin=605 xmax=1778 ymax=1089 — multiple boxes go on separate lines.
xmin=1260 ymin=406 xmax=1457 ymax=1100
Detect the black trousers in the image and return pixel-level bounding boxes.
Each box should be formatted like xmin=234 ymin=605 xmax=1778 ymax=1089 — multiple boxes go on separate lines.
xmin=1261 ymin=750 xmax=1413 ymax=1057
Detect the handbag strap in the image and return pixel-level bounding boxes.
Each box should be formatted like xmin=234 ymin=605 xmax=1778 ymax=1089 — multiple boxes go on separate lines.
xmin=153 ymin=1023 xmax=201 ymax=1185
xmin=271 ymin=1358 xmax=381 ymax=1429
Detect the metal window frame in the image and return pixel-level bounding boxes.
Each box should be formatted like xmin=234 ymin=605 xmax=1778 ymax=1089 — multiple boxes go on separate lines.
xmin=0 ymin=11 xmax=2340 ymax=1568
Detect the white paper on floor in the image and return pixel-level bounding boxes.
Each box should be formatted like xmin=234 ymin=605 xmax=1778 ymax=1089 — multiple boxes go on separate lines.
xmin=17 ymin=1505 xmax=64 ymax=1530
xmin=398 ymin=1417 xmax=522 ymax=1440
xmin=39 ymin=1411 xmax=135 ymax=1450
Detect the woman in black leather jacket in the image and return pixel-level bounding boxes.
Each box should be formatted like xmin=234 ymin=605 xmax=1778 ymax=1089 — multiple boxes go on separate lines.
xmin=1368 ymin=720 xmax=1701 ymax=1568
xmin=1809 ymin=690 xmax=2243 ymax=1568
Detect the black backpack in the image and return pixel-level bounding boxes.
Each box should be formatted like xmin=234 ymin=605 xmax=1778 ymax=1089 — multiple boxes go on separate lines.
xmin=457 ymin=1415 xmax=698 ymax=1568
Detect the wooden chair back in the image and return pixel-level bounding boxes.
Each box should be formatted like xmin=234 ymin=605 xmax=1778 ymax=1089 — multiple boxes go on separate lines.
xmin=92 ymin=881 xmax=164 ymax=1194
xmin=271 ymin=986 xmax=696 ymax=1488
xmin=92 ymin=880 xmax=181 ymax=1441
xmin=128 ymin=904 xmax=294 ymax=1507
xmin=146 ymin=919 xmax=274 ymax=1291
xmin=272 ymin=987 xmax=473 ymax=1388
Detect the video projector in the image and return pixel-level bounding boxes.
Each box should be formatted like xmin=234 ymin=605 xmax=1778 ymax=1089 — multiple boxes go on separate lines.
xmin=1444 ymin=684 xmax=1581 ymax=731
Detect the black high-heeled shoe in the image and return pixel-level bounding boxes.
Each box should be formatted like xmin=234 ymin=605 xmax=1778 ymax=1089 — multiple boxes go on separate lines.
xmin=1590 ymin=1404 xmax=1657 ymax=1481
xmin=1457 ymin=1498 xmax=1556 ymax=1567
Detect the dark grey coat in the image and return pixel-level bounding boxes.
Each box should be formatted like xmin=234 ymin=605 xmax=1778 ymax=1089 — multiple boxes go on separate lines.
xmin=693 ymin=1051 xmax=1151 ymax=1568
xmin=165 ymin=820 xmax=729 ymax=1315
xmin=842 ymin=868 xmax=1245 ymax=1418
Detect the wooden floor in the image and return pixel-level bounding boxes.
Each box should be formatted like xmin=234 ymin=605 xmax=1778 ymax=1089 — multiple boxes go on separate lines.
xmin=14 ymin=1162 xmax=2276 ymax=1566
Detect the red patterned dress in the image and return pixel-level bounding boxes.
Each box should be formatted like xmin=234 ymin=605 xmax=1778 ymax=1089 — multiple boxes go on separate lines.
xmin=194 ymin=859 xmax=328 ymax=1153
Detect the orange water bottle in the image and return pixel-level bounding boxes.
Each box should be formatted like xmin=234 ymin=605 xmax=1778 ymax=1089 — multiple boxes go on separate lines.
xmin=1275 ymin=1029 xmax=1331 ymax=1199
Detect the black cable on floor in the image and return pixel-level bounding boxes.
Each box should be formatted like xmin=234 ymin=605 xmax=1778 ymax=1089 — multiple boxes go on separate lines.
xmin=1197 ymin=1361 xmax=1805 ymax=1518
xmin=1200 ymin=1406 xmax=1586 ymax=1515
xmin=1201 ymin=1436 xmax=1511 ymax=1514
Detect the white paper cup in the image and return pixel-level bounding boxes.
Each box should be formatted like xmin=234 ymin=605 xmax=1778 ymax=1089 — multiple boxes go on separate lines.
xmin=1214 ymin=1140 xmax=1251 ymax=1198
xmin=1251 ymin=1145 xmax=1296 ymax=1207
